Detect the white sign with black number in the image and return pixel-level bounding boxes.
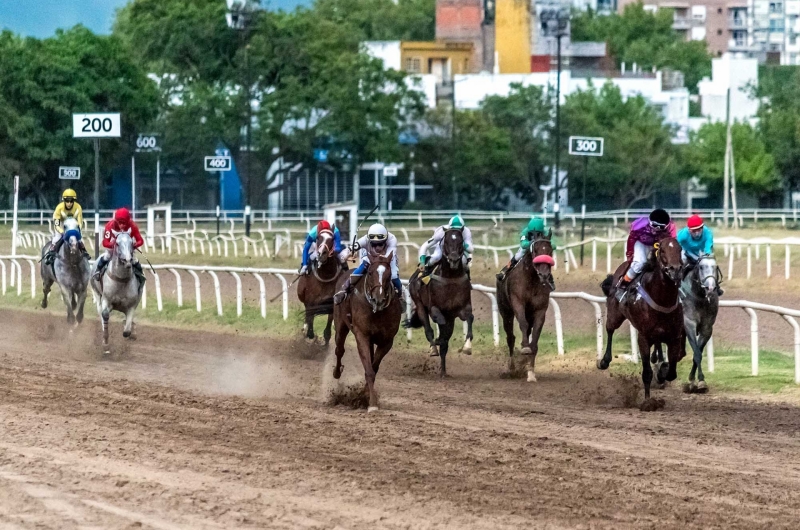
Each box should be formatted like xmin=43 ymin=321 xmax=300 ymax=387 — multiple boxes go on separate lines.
xmin=136 ymin=134 xmax=161 ymax=152
xmin=568 ymin=136 xmax=604 ymax=157
xmin=383 ymin=166 xmax=398 ymax=177
xmin=58 ymin=167 xmax=81 ymax=180
xmin=204 ymin=156 xmax=232 ymax=172
xmin=72 ymin=113 xmax=121 ymax=138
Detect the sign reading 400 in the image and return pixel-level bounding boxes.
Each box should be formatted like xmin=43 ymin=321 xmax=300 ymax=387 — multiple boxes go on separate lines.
xmin=73 ymin=113 xmax=121 ymax=138
xmin=204 ymin=156 xmax=232 ymax=172
xmin=568 ymin=136 xmax=604 ymax=157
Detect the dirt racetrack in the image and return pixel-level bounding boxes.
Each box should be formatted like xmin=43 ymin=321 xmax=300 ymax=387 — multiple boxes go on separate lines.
xmin=3 ymin=309 xmax=800 ymax=529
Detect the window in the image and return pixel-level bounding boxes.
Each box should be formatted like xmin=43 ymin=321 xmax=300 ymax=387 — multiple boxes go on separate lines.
xmin=718 ymin=7 xmax=723 ymax=14
xmin=770 ymin=18 xmax=785 ymax=31
xmin=770 ymin=2 xmax=783 ymax=13
xmin=405 ymin=57 xmax=421 ymax=73
xmin=718 ymin=29 xmax=723 ymax=35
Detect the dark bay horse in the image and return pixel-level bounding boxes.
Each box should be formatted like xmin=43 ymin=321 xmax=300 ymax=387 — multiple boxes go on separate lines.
xmin=297 ymin=228 xmax=345 ymax=345
xmin=599 ymin=237 xmax=686 ymax=411
xmin=333 ymin=251 xmax=402 ymax=412
xmin=680 ymin=254 xmax=720 ymax=393
xmin=406 ymin=228 xmax=474 ymax=377
xmin=497 ymin=238 xmax=554 ymax=382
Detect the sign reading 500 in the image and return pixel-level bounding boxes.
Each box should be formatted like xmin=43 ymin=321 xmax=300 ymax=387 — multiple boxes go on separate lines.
xmin=72 ymin=113 xmax=121 ymax=138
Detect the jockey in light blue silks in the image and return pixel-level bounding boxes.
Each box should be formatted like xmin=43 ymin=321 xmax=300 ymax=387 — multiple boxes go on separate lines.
xmin=677 ymin=214 xmax=723 ymax=295
xmin=298 ymin=220 xmax=350 ymax=275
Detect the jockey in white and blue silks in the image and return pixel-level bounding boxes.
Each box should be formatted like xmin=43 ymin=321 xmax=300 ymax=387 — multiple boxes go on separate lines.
xmin=298 ymin=220 xmax=349 ymax=275
xmin=333 ymin=223 xmax=403 ymax=309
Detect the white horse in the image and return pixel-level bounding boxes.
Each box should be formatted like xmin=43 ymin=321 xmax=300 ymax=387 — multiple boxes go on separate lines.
xmin=41 ymin=218 xmax=91 ymax=325
xmin=90 ymin=230 xmax=143 ymax=354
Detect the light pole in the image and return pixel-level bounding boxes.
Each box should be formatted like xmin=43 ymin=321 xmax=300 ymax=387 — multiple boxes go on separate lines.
xmin=226 ymin=0 xmax=255 ymax=235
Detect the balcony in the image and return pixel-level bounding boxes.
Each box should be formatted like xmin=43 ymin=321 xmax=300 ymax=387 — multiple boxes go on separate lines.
xmin=728 ymin=39 xmax=750 ymax=51
xmin=729 ymin=17 xmax=747 ymax=29
xmin=673 ymin=16 xmax=692 ymax=30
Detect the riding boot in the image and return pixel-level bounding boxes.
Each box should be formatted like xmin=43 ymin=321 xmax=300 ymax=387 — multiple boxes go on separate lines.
xmin=496 ymin=258 xmax=517 ymax=282
xmin=93 ymin=256 xmax=109 ymax=281
xmin=334 ymin=275 xmax=359 ymax=305
xmin=133 ymin=262 xmax=147 ymax=284
xmin=78 ymin=241 xmax=91 ymax=260
xmin=615 ymin=279 xmax=631 ymax=303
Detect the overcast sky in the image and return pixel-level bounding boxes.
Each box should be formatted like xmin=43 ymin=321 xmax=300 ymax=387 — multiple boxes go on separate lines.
xmin=0 ymin=0 xmax=307 ymax=38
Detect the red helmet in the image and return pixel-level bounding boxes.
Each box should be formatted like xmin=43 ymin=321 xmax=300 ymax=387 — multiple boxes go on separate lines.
xmin=115 ymin=207 xmax=131 ymax=227
xmin=317 ymin=220 xmax=331 ymax=233
xmin=687 ymin=215 xmax=704 ymax=230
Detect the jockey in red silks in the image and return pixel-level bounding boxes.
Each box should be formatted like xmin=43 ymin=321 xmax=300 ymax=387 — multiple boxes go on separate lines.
xmin=616 ymin=208 xmax=676 ymax=300
xmin=93 ymin=207 xmax=145 ymax=282
xmin=299 ymin=220 xmax=349 ymax=275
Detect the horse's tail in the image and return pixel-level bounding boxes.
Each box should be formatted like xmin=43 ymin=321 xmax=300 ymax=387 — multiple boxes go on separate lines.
xmin=600 ymin=274 xmax=615 ymax=297
xmin=404 ymin=312 xmax=423 ymax=329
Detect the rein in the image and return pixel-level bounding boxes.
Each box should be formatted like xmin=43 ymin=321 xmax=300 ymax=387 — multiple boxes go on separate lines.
xmin=635 ymin=283 xmax=680 ymax=313
xmin=312 ymin=261 xmax=341 ymax=283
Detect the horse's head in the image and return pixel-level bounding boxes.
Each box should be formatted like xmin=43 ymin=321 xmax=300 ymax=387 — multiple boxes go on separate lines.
xmin=364 ymin=252 xmax=395 ymax=313
xmin=653 ymin=238 xmax=682 ymax=285
xmin=113 ymin=229 xmax=134 ymax=269
xmin=695 ymin=254 xmax=720 ymax=295
xmin=315 ymin=229 xmax=334 ymax=264
xmin=531 ymin=239 xmax=555 ymax=284
xmin=63 ymin=218 xmax=81 ymax=255
xmin=443 ymin=228 xmax=464 ymax=268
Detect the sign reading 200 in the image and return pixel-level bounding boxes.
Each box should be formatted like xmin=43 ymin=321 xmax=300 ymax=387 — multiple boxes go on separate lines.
xmin=72 ymin=113 xmax=121 ymax=138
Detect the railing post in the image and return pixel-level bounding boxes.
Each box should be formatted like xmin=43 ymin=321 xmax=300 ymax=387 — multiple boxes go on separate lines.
xmin=706 ymin=336 xmax=714 ymax=373
xmin=187 ymin=269 xmax=202 ymax=312
xmin=549 ymin=298 xmax=564 ymax=356
xmin=168 ymin=268 xmax=183 ymax=307
xmin=274 ymin=273 xmax=289 ymax=320
xmin=590 ymin=301 xmax=603 ymax=360
xmin=630 ymin=324 xmax=639 ymax=363
xmin=230 ymin=272 xmax=242 ymax=317
xmin=744 ymin=307 xmax=758 ymax=376
xmin=252 ymin=273 xmax=266 ymax=318
xmin=207 ymin=271 xmax=223 ymax=316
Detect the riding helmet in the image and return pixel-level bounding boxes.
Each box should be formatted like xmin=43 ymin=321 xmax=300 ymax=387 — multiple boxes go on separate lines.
xmin=62 ymin=189 xmax=77 ymax=201
xmin=115 ymin=207 xmax=132 ymax=226
xmin=649 ymin=208 xmax=670 ymax=227
xmin=317 ymin=220 xmax=332 ymax=233
xmin=448 ymin=215 xmax=464 ymax=230
xmin=527 ymin=217 xmax=545 ymax=233
xmin=687 ymin=214 xmax=704 ymax=229
xmin=367 ymin=223 xmax=388 ymax=242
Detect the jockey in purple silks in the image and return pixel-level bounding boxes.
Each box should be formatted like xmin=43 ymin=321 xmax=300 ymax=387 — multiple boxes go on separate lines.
xmin=616 ymin=208 xmax=677 ymax=300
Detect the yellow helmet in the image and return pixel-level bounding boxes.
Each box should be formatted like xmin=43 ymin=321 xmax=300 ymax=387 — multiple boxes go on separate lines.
xmin=62 ymin=189 xmax=77 ymax=201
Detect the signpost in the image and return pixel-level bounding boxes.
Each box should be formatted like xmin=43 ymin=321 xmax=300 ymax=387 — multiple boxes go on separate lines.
xmin=58 ymin=167 xmax=81 ymax=180
xmin=205 ymin=156 xmax=232 ymax=235
xmin=73 ymin=112 xmax=121 ymax=257
xmin=568 ymin=136 xmax=604 ymax=265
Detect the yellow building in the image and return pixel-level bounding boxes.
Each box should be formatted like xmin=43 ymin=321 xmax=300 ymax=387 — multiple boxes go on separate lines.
xmin=494 ymin=0 xmax=531 ymax=73
xmin=400 ymin=41 xmax=474 ymax=81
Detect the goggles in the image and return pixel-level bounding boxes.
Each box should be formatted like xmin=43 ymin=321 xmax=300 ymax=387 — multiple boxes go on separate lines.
xmin=368 ymin=234 xmax=387 ymax=241
xmin=649 ymin=221 xmax=667 ymax=230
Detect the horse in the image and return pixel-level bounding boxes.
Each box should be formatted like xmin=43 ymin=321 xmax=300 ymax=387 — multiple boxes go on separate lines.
xmin=40 ymin=218 xmax=91 ymax=325
xmin=297 ymin=228 xmax=346 ymax=345
xmin=497 ymin=238 xmax=555 ymax=382
xmin=90 ymin=230 xmax=143 ymax=354
xmin=332 ymin=250 xmax=402 ymax=412
xmin=599 ymin=237 xmax=686 ymax=411
xmin=680 ymin=254 xmax=720 ymax=393
xmin=406 ymin=228 xmax=474 ymax=377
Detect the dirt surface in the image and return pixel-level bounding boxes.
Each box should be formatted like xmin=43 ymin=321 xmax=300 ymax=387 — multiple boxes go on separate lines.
xmin=3 ymin=309 xmax=800 ymax=529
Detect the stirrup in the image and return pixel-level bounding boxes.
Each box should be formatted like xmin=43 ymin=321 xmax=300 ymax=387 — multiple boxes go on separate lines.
xmin=333 ymin=290 xmax=348 ymax=305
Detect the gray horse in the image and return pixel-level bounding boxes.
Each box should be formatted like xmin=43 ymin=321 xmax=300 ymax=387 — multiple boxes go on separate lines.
xmin=41 ymin=218 xmax=91 ymax=325
xmin=90 ymin=230 xmax=143 ymax=354
xmin=680 ymin=254 xmax=720 ymax=393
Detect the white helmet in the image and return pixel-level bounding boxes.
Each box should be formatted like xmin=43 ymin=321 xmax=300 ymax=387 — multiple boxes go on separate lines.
xmin=367 ymin=223 xmax=388 ymax=242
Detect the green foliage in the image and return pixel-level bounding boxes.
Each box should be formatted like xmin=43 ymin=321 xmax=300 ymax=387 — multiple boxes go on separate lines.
xmin=686 ymin=121 xmax=780 ymax=195
xmin=571 ymin=3 xmax=711 ymax=93
xmin=755 ymin=66 xmax=800 ymax=192
xmin=312 ymin=0 xmax=437 ymax=42
xmin=562 ymin=82 xmax=682 ymax=208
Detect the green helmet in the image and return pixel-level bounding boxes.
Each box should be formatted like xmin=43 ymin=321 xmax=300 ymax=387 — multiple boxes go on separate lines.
xmin=448 ymin=215 xmax=464 ymax=230
xmin=526 ymin=217 xmax=545 ymax=233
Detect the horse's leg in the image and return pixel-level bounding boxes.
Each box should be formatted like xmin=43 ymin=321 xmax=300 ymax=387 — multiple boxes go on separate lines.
xmin=525 ymin=308 xmax=548 ymax=383
xmin=415 ymin=301 xmax=437 ymax=355
xmin=685 ymin=321 xmax=701 ymax=389
xmin=372 ymin=337 xmax=395 ymax=375
xmin=333 ymin=317 xmax=349 ymax=379
xmin=511 ymin=300 xmax=533 ymax=355
xmin=354 ymin=332 xmax=379 ymax=412
xmin=59 ymin=287 xmax=76 ymax=325
xmin=101 ymin=303 xmax=111 ymax=354
xmin=123 ymin=308 xmax=136 ymax=339
xmin=695 ymin=330 xmax=710 ymax=390
xmin=458 ymin=304 xmax=474 ymax=355
xmin=598 ymin=304 xmax=626 ymax=370
xmin=322 ymin=312 xmax=334 ymax=346
xmin=639 ymin=336 xmax=661 ymax=411
xmin=75 ymin=288 xmax=87 ymax=324
xmin=304 ymin=309 xmax=315 ymax=341
xmin=501 ymin=312 xmax=516 ymax=369
xmin=41 ymin=274 xmax=53 ymax=309
xmin=436 ymin=319 xmax=455 ymax=378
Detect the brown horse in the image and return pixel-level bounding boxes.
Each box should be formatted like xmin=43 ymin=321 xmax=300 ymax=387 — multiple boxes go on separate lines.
xmin=406 ymin=228 xmax=474 ymax=377
xmin=333 ymin=250 xmax=402 ymax=412
xmin=598 ymin=237 xmax=686 ymax=411
xmin=297 ymin=228 xmax=345 ymax=345
xmin=497 ymin=238 xmax=555 ymax=382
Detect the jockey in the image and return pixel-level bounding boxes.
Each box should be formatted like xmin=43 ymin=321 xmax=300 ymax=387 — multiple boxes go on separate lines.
xmin=677 ymin=214 xmax=723 ymax=295
xmin=418 ymin=215 xmax=473 ymax=276
xmin=93 ymin=207 xmax=146 ymax=283
xmin=496 ymin=217 xmax=553 ymax=287
xmin=44 ymin=189 xmax=89 ymax=264
xmin=616 ymin=208 xmax=676 ymax=298
xmin=333 ymin=223 xmax=404 ymax=311
xmin=299 ymin=220 xmax=349 ymax=275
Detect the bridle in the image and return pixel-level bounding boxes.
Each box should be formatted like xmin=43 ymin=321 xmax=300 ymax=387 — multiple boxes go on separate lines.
xmin=363 ymin=261 xmax=394 ymax=313
xmin=312 ymin=229 xmax=340 ymax=283
xmin=653 ymin=242 xmax=681 ymax=286
xmin=691 ymin=254 xmax=721 ymax=293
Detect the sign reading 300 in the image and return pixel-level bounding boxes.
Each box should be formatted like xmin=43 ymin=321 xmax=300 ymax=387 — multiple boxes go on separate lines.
xmin=568 ymin=136 xmax=604 ymax=157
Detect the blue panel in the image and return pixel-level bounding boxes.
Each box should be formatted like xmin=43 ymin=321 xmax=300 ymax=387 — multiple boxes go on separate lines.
xmin=215 ymin=144 xmax=243 ymax=210
xmin=111 ymin=167 xmax=132 ymax=209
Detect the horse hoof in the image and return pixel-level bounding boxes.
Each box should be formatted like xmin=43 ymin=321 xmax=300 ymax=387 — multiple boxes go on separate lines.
xmin=639 ymin=398 xmax=666 ymax=412
xmin=333 ymin=367 xmax=342 ymax=379
xmin=527 ymin=370 xmax=537 ymax=383
xmin=520 ymin=346 xmax=533 ymax=355
xmin=696 ymin=381 xmax=709 ymax=394
xmin=368 ymin=406 xmax=380 ymax=413
xmin=596 ymin=360 xmax=609 ymax=370
xmin=682 ymin=382 xmax=697 ymax=394
xmin=123 ymin=331 xmax=131 ymax=338
xmin=41 ymin=300 xmax=47 ymax=309
xmin=429 ymin=345 xmax=439 ymax=357
xmin=656 ymin=364 xmax=669 ymax=384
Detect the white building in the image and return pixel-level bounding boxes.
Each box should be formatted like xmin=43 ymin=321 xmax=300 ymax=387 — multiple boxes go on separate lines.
xmin=694 ymin=54 xmax=759 ymax=129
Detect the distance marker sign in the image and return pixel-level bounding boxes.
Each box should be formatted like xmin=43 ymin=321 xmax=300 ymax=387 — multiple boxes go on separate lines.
xmin=568 ymin=136 xmax=604 ymax=157
xmin=59 ymin=167 xmax=81 ymax=180
xmin=204 ymin=156 xmax=232 ymax=172
xmin=72 ymin=113 xmax=121 ymax=138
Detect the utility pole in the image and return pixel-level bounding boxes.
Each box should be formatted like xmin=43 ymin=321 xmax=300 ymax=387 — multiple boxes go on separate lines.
xmin=723 ymin=88 xmax=731 ymax=227
xmin=554 ymin=32 xmax=563 ymax=228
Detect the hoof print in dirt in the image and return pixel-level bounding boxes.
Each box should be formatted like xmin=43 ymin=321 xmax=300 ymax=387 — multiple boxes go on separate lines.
xmin=639 ymin=398 xmax=666 ymax=412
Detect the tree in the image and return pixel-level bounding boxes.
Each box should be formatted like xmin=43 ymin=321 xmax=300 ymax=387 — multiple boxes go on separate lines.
xmin=571 ymin=3 xmax=712 ymax=93
xmin=686 ymin=121 xmax=779 ymax=197
xmin=561 ymin=82 xmax=683 ymax=208
xmin=312 ymin=0 xmax=436 ymax=42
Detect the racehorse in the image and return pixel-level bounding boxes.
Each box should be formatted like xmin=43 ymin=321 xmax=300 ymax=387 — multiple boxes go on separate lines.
xmin=332 ymin=250 xmax=402 ymax=412
xmin=406 ymin=228 xmax=474 ymax=377
xmin=680 ymin=254 xmax=720 ymax=393
xmin=497 ymin=238 xmax=555 ymax=382
xmin=40 ymin=218 xmax=91 ymax=325
xmin=90 ymin=230 xmax=143 ymax=354
xmin=599 ymin=237 xmax=686 ymax=411
xmin=297 ymin=228 xmax=345 ymax=345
